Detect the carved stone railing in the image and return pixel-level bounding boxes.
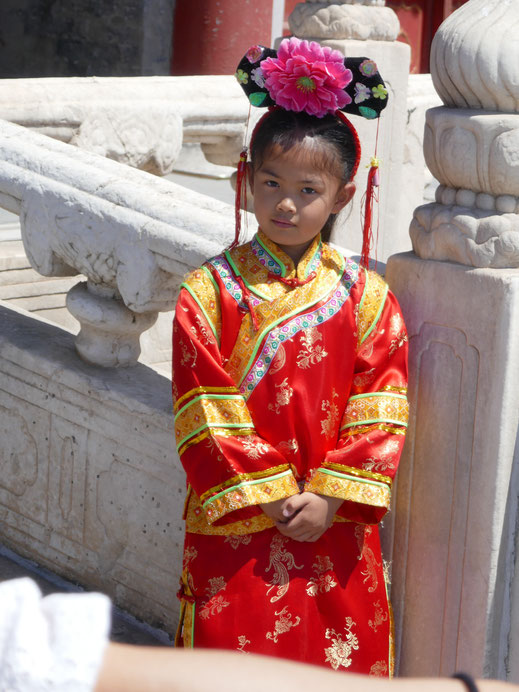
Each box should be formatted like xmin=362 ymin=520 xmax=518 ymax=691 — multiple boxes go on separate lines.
xmin=0 ymin=76 xmax=249 ymax=172
xmin=0 ymin=118 xmax=254 ymax=366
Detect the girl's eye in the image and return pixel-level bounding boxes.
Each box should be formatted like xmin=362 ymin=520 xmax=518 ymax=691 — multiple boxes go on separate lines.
xmin=302 ymin=187 xmax=317 ymax=194
xmin=265 ymin=180 xmax=278 ymax=188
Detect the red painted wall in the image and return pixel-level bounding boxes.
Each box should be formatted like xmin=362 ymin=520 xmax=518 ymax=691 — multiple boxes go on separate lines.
xmin=172 ymin=0 xmax=273 ymax=75
xmin=386 ymin=0 xmax=470 ymax=73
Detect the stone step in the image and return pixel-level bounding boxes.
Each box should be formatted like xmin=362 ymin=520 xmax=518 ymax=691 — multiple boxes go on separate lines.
xmin=0 ymin=276 xmax=81 ymax=300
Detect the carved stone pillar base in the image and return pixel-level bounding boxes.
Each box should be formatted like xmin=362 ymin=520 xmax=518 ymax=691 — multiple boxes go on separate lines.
xmin=385 ymin=252 xmax=519 ymax=678
xmin=66 ymin=282 xmax=157 ymax=367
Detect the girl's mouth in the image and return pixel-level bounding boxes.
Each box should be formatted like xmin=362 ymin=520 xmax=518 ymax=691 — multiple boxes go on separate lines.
xmin=272 ymin=219 xmax=295 ymax=228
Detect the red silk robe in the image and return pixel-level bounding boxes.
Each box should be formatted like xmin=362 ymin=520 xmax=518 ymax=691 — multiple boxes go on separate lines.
xmin=173 ymin=230 xmax=408 ymax=675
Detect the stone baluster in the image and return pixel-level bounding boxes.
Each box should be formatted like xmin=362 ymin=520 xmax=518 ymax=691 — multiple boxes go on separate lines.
xmin=0 ymin=117 xmax=239 ymax=368
xmin=385 ymin=0 xmax=519 ymax=679
xmin=285 ymin=0 xmax=411 ymax=262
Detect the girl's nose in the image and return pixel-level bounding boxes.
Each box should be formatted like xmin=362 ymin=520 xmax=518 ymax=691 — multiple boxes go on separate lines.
xmin=276 ymin=196 xmax=296 ymax=213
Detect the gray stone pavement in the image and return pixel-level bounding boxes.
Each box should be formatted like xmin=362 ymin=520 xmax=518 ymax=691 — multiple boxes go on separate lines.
xmin=0 ymin=544 xmax=171 ymax=646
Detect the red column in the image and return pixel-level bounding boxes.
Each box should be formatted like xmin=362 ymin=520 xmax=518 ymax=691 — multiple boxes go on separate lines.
xmin=171 ymin=0 xmax=273 ymax=76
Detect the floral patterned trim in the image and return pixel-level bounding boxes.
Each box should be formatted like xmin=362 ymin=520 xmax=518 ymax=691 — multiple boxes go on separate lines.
xmin=357 ymin=270 xmax=388 ymax=346
xmin=253 ymin=232 xmax=287 ymax=277
xmin=199 ymin=463 xmax=292 ymax=504
xmin=185 ymin=489 xmax=276 ymax=535
xmin=340 ymin=393 xmax=409 ymax=432
xmin=240 ymin=260 xmax=358 ymax=398
xmin=322 ymin=462 xmax=392 ymax=487
xmin=302 ymin=235 xmax=323 ymax=279
xmin=208 ymin=255 xmax=261 ymax=310
xmin=341 ymin=423 xmax=406 ymax=438
xmin=305 ymin=468 xmax=390 ymax=508
xmin=175 ymin=394 xmax=255 ymax=452
xmin=174 ymin=385 xmax=239 ymax=413
xmin=203 ymin=470 xmax=299 ymax=524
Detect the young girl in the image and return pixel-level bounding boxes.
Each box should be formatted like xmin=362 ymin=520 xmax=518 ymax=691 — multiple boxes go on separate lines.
xmin=173 ymin=38 xmax=408 ymax=676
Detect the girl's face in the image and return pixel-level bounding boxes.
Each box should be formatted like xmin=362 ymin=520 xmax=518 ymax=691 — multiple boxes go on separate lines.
xmin=250 ymin=140 xmax=355 ymax=264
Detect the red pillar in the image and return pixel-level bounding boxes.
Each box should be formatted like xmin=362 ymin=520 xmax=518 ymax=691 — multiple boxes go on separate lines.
xmin=171 ymin=0 xmax=273 ymax=76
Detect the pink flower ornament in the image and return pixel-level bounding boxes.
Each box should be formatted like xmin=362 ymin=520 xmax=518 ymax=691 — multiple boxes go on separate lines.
xmin=260 ymin=38 xmax=353 ymax=118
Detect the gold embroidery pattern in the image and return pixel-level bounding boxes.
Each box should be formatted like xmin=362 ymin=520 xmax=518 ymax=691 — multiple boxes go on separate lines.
xmin=175 ymin=395 xmax=254 ymax=452
xmin=306 ymin=555 xmax=338 ymax=597
xmin=179 ymin=337 xmax=198 ymax=368
xmin=296 ymin=327 xmax=328 ymax=369
xmin=341 ymin=393 xmax=409 ymax=431
xmin=174 ymin=386 xmax=239 ymax=414
xmin=199 ymin=576 xmax=230 ymax=620
xmin=267 ymin=378 xmax=294 ymax=415
xmin=390 ymin=312 xmax=404 ymax=336
xmin=269 ymin=342 xmax=286 ymax=375
xmin=266 ymin=606 xmax=301 ymax=643
xmin=320 ymin=388 xmax=339 ymax=440
xmin=341 ymin=423 xmax=406 ymax=438
xmin=204 ymin=472 xmax=299 ymax=524
xmin=355 ymin=526 xmax=379 ymax=593
xmin=363 ymin=438 xmax=401 ymax=474
xmin=368 ymin=600 xmax=388 ymax=633
xmin=276 ymin=439 xmax=299 ymax=456
xmin=357 ymin=270 xmax=388 ymax=346
xmin=185 ymin=490 xmax=275 ymax=536
xmin=352 ymin=368 xmax=376 ymax=391
xmin=182 ymin=266 xmax=221 ymax=342
xmin=305 ymin=470 xmax=390 ymax=509
xmin=224 ymin=534 xmax=252 ymax=550
xmin=370 ymin=661 xmax=388 ymax=677
xmin=225 ymin=243 xmax=347 ymax=388
xmin=322 ymin=462 xmax=392 ymax=487
xmin=239 ymin=437 xmax=272 ymax=459
xmin=324 ymin=617 xmax=359 ymax=670
xmin=190 ymin=313 xmax=214 ymax=347
xmin=265 ymin=534 xmax=304 ymax=603
xmin=237 ymin=635 xmax=251 ymax=653
xmin=389 ymin=330 xmax=408 ymax=357
xmin=200 ymin=464 xmax=292 ymax=504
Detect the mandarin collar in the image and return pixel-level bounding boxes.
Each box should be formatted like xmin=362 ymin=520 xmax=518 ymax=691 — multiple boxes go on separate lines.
xmin=252 ymin=230 xmax=323 ymax=281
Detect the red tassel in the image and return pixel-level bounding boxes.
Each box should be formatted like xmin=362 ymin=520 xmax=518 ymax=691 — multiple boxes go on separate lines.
xmin=360 ymin=156 xmax=380 ymax=269
xmin=231 ymin=147 xmax=249 ymax=250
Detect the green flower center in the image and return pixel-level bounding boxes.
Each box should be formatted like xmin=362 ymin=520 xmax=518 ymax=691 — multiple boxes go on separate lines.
xmin=297 ymin=76 xmax=316 ymax=93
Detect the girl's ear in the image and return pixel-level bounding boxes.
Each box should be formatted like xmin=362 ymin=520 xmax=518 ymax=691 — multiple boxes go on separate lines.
xmin=247 ymin=162 xmax=255 ymax=194
xmin=332 ymin=182 xmax=356 ymax=214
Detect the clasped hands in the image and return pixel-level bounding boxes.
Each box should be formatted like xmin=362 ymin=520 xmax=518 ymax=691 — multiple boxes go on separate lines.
xmin=260 ymin=492 xmax=343 ymax=543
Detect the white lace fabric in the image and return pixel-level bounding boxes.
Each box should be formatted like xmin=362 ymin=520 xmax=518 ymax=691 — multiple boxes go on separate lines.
xmin=0 ymin=577 xmax=111 ymax=692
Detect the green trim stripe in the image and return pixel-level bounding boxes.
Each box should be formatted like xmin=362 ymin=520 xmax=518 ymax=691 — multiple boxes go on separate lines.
xmin=180 ymin=282 xmax=219 ymax=345
xmin=224 ymin=251 xmax=271 ymax=301
xmin=176 ymin=422 xmax=253 ymax=452
xmin=341 ymin=417 xmax=408 ymax=431
xmin=203 ymin=469 xmax=293 ymax=508
xmin=201 ymin=265 xmax=221 ymax=298
xmin=317 ymin=467 xmax=390 ymax=489
xmin=348 ymin=392 xmax=407 ymax=402
xmin=360 ymin=282 xmax=389 ymax=345
xmin=256 ymin=234 xmax=287 ymax=277
xmin=174 ymin=393 xmax=244 ymax=421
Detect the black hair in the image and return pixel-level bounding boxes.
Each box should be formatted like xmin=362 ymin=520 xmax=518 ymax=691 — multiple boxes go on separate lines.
xmin=250 ymin=109 xmax=358 ymax=241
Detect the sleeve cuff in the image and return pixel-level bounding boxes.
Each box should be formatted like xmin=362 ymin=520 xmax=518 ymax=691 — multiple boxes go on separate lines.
xmin=305 ymin=466 xmax=391 ymax=510
xmin=202 ymin=466 xmax=299 ymax=524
